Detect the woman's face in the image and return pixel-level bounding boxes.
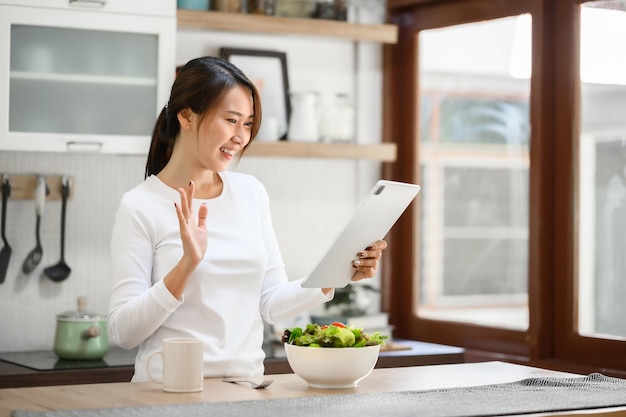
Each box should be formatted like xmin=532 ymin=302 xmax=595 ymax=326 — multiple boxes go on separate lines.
xmin=191 ymin=85 xmax=254 ymax=172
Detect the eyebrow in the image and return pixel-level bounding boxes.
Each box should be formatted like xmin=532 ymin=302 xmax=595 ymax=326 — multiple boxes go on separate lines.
xmin=224 ymin=110 xmax=254 ymax=119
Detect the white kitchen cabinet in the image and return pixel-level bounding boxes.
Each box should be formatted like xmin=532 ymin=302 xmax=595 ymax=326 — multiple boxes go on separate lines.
xmin=0 ymin=1 xmax=176 ymax=154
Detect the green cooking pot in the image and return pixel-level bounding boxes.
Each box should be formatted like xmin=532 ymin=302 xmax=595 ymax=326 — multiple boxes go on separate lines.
xmin=54 ymin=301 xmax=109 ymax=361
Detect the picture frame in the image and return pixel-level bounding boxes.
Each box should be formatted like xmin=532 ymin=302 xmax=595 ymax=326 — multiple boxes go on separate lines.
xmin=220 ymin=47 xmax=291 ymax=141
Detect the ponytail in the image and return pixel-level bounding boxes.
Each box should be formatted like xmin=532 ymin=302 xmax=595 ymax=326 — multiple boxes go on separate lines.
xmin=145 ymin=106 xmax=178 ymax=179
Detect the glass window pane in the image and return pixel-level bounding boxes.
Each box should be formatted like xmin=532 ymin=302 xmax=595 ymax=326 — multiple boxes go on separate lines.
xmin=417 ymin=15 xmax=531 ymax=330
xmin=578 ymin=1 xmax=626 ymax=340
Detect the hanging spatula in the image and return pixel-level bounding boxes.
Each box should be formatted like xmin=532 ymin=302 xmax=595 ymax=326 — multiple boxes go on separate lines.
xmin=0 ymin=176 xmax=11 ymax=284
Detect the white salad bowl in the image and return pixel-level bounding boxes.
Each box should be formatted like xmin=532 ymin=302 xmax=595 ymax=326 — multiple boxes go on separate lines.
xmin=284 ymin=343 xmax=381 ymax=389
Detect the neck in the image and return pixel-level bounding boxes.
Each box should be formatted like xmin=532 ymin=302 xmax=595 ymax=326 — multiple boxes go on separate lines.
xmin=157 ymin=168 xmax=223 ymax=199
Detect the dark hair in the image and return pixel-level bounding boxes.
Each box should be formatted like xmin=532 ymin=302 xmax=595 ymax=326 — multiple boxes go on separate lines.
xmin=145 ymin=56 xmax=262 ymax=178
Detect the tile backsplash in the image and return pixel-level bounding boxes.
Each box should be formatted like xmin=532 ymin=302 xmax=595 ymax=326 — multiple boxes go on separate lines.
xmin=0 ymin=151 xmax=381 ymax=351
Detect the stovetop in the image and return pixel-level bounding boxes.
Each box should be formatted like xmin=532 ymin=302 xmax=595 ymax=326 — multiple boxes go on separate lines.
xmin=0 ymin=347 xmax=138 ymax=371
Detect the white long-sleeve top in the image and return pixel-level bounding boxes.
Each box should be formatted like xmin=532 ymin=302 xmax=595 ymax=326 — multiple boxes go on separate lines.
xmin=108 ymin=172 xmax=331 ymax=381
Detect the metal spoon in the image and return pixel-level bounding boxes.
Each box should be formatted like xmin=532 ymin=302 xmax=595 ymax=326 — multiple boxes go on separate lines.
xmin=0 ymin=176 xmax=12 ymax=284
xmin=22 ymin=175 xmax=46 ymax=274
xmin=44 ymin=176 xmax=71 ymax=282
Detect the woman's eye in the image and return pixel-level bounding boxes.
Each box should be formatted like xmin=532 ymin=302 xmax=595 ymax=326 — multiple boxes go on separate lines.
xmin=227 ymin=118 xmax=237 ymax=124
xmin=244 ymin=121 xmax=254 ymax=128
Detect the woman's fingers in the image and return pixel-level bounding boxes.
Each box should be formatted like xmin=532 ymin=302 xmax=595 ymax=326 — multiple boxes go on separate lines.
xmin=186 ymin=181 xmax=195 ymax=211
xmin=354 ymin=239 xmax=387 ymax=263
xmin=178 ymin=187 xmax=189 ymax=220
xmin=197 ymin=202 xmax=208 ymax=229
xmin=350 ymin=239 xmax=388 ymax=281
xmin=177 ymin=181 xmax=198 ymax=221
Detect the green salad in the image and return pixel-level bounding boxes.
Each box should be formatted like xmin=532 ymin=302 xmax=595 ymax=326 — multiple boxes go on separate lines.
xmin=282 ymin=322 xmax=388 ymax=348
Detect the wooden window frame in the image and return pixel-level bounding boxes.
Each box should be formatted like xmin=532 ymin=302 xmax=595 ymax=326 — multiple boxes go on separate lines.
xmin=382 ymin=0 xmax=626 ymax=377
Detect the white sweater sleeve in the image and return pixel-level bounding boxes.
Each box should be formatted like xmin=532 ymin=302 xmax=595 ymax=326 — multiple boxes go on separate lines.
xmin=108 ymin=193 xmax=181 ymax=350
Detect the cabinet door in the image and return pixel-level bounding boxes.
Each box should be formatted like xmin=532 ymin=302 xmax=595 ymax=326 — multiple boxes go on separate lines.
xmin=0 ymin=5 xmax=175 ymax=154
xmin=0 ymin=0 xmax=174 ymax=17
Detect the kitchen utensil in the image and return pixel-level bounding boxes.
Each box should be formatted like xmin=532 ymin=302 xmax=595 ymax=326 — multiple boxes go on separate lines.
xmin=22 ymin=175 xmax=46 ymax=274
xmin=287 ymin=91 xmax=321 ymax=142
xmin=54 ymin=296 xmax=109 ymax=361
xmin=0 ymin=176 xmax=12 ymax=284
xmin=44 ymin=176 xmax=71 ymax=282
xmin=222 ymin=379 xmax=274 ymax=389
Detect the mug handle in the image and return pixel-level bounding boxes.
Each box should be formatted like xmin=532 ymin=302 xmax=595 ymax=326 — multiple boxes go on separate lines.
xmin=146 ymin=351 xmax=163 ymax=383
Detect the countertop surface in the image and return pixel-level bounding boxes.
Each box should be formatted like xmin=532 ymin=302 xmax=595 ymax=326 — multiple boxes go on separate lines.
xmin=3 ymin=361 xmax=624 ymax=417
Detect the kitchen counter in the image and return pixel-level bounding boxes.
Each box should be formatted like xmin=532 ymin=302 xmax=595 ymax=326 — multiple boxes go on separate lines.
xmin=0 ymin=339 xmax=464 ymax=388
xmin=3 ymin=362 xmax=625 ymax=417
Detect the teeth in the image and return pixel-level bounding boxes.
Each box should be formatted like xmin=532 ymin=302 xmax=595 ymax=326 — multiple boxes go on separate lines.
xmin=220 ymin=147 xmax=235 ymax=156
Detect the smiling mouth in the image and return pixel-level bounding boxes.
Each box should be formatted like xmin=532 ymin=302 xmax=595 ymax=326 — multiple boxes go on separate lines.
xmin=220 ymin=147 xmax=236 ymax=156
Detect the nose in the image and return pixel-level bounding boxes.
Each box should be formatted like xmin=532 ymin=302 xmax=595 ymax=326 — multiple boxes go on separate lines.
xmin=233 ymin=128 xmax=250 ymax=146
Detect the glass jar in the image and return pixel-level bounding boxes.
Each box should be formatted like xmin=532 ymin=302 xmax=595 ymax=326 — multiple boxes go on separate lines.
xmin=214 ymin=0 xmax=242 ymax=12
xmin=313 ymin=0 xmax=335 ymax=19
xmin=274 ymin=0 xmax=315 ymax=18
xmin=252 ymin=0 xmax=276 ymax=15
xmin=334 ymin=0 xmax=348 ymax=21
xmin=177 ymin=0 xmax=210 ymax=10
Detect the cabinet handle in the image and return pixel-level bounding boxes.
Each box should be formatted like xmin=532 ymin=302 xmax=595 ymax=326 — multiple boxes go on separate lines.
xmin=66 ymin=142 xmax=103 ymax=153
xmin=69 ymin=0 xmax=107 ymax=8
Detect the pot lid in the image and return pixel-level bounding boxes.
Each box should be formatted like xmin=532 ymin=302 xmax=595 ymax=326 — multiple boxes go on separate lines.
xmin=57 ymin=296 xmax=107 ymax=320
xmin=57 ymin=311 xmax=106 ymax=320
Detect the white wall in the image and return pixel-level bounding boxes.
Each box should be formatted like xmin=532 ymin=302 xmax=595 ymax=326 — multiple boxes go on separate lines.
xmin=0 ymin=16 xmax=385 ymax=352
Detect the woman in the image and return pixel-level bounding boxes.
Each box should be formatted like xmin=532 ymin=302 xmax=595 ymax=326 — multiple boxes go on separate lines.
xmin=108 ymin=56 xmax=387 ymax=382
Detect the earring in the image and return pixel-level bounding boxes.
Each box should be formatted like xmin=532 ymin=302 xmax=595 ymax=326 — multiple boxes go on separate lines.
xmin=186 ymin=125 xmax=191 ymax=129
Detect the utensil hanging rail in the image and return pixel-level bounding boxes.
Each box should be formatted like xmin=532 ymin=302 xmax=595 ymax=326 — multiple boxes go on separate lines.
xmin=0 ymin=174 xmax=74 ymax=201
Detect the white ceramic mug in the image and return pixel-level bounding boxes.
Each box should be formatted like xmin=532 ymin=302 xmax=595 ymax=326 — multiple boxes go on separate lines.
xmin=147 ymin=338 xmax=204 ymax=392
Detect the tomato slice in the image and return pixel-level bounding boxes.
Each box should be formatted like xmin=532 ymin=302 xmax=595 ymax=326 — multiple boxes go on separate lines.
xmin=331 ymin=321 xmax=346 ymax=328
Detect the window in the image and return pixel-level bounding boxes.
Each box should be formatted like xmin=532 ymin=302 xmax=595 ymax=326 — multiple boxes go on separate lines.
xmin=384 ymin=0 xmax=626 ymax=376
xmin=577 ymin=1 xmax=626 ymax=340
xmin=418 ymin=17 xmax=531 ymax=330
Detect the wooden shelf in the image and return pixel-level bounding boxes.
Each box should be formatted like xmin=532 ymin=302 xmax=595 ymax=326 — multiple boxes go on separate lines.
xmin=177 ymin=9 xmax=398 ymax=44
xmin=244 ymin=141 xmax=396 ymax=161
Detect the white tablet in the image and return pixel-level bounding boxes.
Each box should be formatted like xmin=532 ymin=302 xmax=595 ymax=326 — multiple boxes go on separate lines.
xmin=301 ymin=180 xmax=421 ymax=289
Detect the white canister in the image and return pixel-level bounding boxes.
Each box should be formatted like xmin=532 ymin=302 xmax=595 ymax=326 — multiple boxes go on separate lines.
xmin=287 ymin=92 xmax=321 ymax=142
xmin=256 ymin=116 xmax=280 ymax=142
xmin=321 ymin=93 xmax=354 ymax=143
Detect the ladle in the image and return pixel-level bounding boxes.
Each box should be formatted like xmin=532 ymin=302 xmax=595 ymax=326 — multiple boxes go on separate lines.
xmin=44 ymin=176 xmax=71 ymax=282
xmin=0 ymin=176 xmax=11 ymax=284
xmin=22 ymin=175 xmax=46 ymax=274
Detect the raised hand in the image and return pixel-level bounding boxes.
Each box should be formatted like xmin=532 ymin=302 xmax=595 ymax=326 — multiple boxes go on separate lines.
xmin=175 ymin=181 xmax=209 ymax=268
